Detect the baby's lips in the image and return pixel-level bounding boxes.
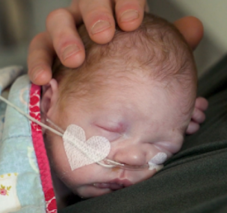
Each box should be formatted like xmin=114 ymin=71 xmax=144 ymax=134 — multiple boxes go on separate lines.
xmin=93 ymin=183 xmax=123 ymax=190
xmin=110 ymin=178 xmax=132 ymax=188
xmin=93 ymin=178 xmax=132 ymax=190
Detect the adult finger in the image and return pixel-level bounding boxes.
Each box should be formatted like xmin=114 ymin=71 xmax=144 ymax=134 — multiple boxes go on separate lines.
xmin=174 ymin=16 xmax=203 ymax=50
xmin=78 ymin=0 xmax=115 ymax=44
xmin=46 ymin=8 xmax=85 ymax=68
xmin=115 ymin=0 xmax=146 ymax=31
xmin=28 ymin=32 xmax=54 ymax=85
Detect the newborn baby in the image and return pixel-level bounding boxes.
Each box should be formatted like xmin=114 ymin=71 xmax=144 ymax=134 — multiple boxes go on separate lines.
xmin=41 ymin=13 xmax=206 ymax=200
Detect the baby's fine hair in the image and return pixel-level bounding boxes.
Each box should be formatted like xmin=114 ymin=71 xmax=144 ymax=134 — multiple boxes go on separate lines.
xmin=53 ymin=13 xmax=197 ymax=109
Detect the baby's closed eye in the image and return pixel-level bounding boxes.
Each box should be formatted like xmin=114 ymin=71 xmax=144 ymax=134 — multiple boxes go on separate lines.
xmin=93 ymin=119 xmax=127 ymax=141
xmin=95 ymin=125 xmax=122 ymax=141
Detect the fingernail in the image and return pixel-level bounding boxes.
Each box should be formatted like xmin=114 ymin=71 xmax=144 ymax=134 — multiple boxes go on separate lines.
xmin=120 ymin=10 xmax=139 ymax=22
xmin=91 ymin=20 xmax=111 ymax=35
xmin=62 ymin=45 xmax=80 ymax=60
xmin=32 ymin=67 xmax=44 ymax=81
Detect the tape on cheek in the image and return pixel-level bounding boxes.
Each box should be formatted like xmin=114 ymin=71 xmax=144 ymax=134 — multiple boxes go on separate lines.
xmin=0 ymin=95 xmax=112 ymax=171
xmin=148 ymin=152 xmax=167 ymax=171
xmin=63 ymin=124 xmax=111 ymax=171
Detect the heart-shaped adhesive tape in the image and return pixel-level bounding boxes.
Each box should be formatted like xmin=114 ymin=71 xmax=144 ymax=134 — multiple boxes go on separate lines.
xmin=63 ymin=124 xmax=111 ymax=170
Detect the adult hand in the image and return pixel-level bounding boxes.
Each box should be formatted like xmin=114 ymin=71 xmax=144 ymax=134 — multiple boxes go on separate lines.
xmin=28 ymin=1 xmax=203 ymax=85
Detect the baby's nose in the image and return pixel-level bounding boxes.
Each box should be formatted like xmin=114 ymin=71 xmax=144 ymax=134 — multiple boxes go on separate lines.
xmin=112 ymin=145 xmax=147 ymax=166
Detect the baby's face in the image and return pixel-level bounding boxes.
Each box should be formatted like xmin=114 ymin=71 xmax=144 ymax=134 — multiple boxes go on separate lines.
xmin=46 ymin=73 xmax=191 ymax=198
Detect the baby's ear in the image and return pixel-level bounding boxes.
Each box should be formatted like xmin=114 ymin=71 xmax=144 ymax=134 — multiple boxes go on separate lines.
xmin=41 ymin=79 xmax=59 ymax=116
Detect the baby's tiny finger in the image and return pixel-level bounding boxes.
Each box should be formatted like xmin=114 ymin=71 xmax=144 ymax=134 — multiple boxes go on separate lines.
xmin=186 ymin=121 xmax=200 ymax=134
xmin=192 ymin=108 xmax=206 ymax=123
xmin=195 ymin=97 xmax=209 ymax=111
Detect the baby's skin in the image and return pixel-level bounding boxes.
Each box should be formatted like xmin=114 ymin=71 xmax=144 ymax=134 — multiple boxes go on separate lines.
xmin=41 ymin=13 xmax=208 ymax=202
xmin=42 ymin=70 xmax=207 ymax=199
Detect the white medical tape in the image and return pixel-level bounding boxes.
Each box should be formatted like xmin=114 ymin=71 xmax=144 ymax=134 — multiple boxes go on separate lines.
xmin=148 ymin=152 xmax=167 ymax=171
xmin=0 ymin=95 xmax=111 ymax=170
xmin=63 ymin=124 xmax=111 ymax=170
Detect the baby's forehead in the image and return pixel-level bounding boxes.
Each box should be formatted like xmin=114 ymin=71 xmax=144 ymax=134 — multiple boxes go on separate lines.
xmin=84 ymin=67 xmax=192 ymax=114
xmin=63 ymin=72 xmax=189 ymax=136
xmin=91 ymin=63 xmax=181 ymax=93
xmin=86 ymin=66 xmax=157 ymax=99
xmin=67 ymin=61 xmax=185 ymax=107
xmin=82 ymin=68 xmax=175 ymax=108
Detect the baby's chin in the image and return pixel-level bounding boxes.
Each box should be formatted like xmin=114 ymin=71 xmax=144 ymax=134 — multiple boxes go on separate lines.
xmin=74 ymin=184 xmax=116 ymax=198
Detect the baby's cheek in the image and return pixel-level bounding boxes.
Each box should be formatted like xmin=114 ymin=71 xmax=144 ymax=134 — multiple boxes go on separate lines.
xmin=155 ymin=140 xmax=183 ymax=154
xmin=145 ymin=143 xmax=176 ymax=171
xmin=146 ymin=140 xmax=183 ymax=171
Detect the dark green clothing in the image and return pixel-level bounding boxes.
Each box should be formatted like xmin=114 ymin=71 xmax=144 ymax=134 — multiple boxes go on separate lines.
xmin=60 ymin=55 xmax=227 ymax=213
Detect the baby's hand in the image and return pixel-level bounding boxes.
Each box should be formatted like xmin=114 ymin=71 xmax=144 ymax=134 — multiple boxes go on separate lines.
xmin=186 ymin=97 xmax=209 ymax=134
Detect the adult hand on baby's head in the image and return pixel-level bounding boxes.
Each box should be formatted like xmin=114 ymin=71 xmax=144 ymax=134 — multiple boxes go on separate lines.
xmin=27 ymin=0 xmax=147 ymax=85
xmin=174 ymin=16 xmax=204 ymax=50
xmin=27 ymin=1 xmax=203 ymax=85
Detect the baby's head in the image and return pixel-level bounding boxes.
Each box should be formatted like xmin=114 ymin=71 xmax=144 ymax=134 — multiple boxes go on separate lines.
xmin=42 ymin=13 xmax=197 ymax=198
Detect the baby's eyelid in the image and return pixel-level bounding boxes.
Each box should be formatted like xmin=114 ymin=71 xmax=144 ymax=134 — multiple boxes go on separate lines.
xmin=97 ymin=125 xmax=121 ymax=133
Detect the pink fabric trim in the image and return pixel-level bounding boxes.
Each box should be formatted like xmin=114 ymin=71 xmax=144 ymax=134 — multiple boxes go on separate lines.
xmin=29 ymin=83 xmax=57 ymax=213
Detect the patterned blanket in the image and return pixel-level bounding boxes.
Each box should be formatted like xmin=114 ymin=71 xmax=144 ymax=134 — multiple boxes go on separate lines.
xmin=0 ymin=66 xmax=57 ymax=213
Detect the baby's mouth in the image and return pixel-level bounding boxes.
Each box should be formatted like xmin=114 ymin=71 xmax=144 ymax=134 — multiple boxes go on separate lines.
xmin=93 ymin=179 xmax=132 ymax=190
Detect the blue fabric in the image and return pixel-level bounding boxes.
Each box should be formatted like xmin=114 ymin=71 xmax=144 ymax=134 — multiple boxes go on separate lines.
xmin=0 ymin=67 xmax=46 ymax=213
